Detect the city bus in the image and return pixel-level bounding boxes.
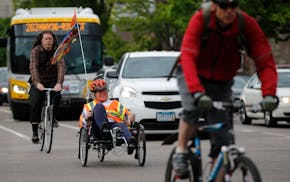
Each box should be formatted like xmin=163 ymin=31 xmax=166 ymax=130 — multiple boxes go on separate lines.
xmin=0 ymin=7 xmax=112 ymax=120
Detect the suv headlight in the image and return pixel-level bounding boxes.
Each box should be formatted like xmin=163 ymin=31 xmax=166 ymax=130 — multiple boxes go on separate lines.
xmin=120 ymin=86 xmax=136 ymax=98
xmin=281 ymin=96 xmax=290 ymax=104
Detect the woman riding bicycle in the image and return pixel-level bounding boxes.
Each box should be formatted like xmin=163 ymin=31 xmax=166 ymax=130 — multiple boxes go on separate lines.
xmin=173 ymin=0 xmax=279 ymax=180
xmin=29 ymin=30 xmax=64 ymax=143
xmin=79 ymin=79 xmax=137 ymax=154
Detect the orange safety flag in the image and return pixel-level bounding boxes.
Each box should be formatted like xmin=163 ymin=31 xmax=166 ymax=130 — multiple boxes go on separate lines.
xmin=51 ymin=9 xmax=79 ymax=64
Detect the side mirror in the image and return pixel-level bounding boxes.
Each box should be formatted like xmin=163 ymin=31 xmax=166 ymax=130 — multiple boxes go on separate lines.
xmin=104 ymin=56 xmax=115 ymax=66
xmin=106 ymin=71 xmax=118 ymax=78
xmin=0 ymin=38 xmax=7 ymax=48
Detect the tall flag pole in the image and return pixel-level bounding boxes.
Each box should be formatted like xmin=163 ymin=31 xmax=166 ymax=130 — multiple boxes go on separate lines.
xmin=72 ymin=9 xmax=90 ymax=102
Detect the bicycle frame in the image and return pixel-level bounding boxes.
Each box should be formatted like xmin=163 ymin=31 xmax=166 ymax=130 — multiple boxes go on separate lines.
xmin=189 ymin=123 xmax=247 ymax=182
xmin=165 ymin=101 xmax=262 ymax=182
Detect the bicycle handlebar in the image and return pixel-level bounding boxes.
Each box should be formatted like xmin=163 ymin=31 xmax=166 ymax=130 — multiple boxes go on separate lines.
xmin=211 ymin=101 xmax=243 ymax=110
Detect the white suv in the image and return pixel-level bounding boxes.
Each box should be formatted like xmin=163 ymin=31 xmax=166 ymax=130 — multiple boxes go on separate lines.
xmin=106 ymin=51 xmax=182 ymax=134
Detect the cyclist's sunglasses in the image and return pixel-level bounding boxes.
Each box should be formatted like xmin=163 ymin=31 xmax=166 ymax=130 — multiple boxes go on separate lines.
xmin=217 ymin=1 xmax=239 ymax=10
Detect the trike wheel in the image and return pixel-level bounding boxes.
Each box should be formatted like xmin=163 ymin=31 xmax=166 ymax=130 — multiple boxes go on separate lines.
xmin=98 ymin=147 xmax=105 ymax=162
xmin=136 ymin=127 xmax=146 ymax=166
xmin=79 ymin=127 xmax=89 ymax=167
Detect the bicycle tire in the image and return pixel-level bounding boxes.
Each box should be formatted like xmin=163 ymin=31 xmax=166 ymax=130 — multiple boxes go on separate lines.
xmin=39 ymin=122 xmax=45 ymax=151
xmin=39 ymin=108 xmax=45 ymax=151
xmin=230 ymin=156 xmax=262 ymax=182
xmin=44 ymin=106 xmax=53 ymax=153
xmin=136 ymin=127 xmax=146 ymax=166
xmin=79 ymin=127 xmax=89 ymax=167
xmin=165 ymin=147 xmax=199 ymax=182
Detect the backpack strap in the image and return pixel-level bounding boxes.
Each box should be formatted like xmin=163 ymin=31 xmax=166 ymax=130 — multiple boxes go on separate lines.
xmin=236 ymin=11 xmax=246 ymax=71
xmin=236 ymin=11 xmax=246 ymax=52
xmin=201 ymin=2 xmax=212 ymax=48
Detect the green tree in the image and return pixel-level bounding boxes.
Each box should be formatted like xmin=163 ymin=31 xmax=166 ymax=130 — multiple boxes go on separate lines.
xmin=111 ymin=0 xmax=290 ymax=52
xmin=9 ymin=0 xmax=290 ymax=60
xmin=0 ymin=18 xmax=11 ymax=66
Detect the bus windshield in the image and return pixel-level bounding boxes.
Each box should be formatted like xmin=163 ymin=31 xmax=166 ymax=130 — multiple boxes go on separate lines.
xmin=11 ymin=23 xmax=103 ymax=75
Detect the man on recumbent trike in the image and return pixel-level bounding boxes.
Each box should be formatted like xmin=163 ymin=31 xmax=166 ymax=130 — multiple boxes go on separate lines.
xmin=79 ymin=78 xmax=137 ymax=154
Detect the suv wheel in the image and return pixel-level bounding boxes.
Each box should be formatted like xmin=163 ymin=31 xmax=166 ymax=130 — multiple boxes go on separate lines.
xmin=264 ymin=111 xmax=277 ymax=127
xmin=239 ymin=101 xmax=252 ymax=125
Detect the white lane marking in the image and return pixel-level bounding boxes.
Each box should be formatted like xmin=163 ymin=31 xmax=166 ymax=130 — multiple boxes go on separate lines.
xmin=0 ymin=124 xmax=31 ymax=142
xmin=239 ymin=129 xmax=254 ymax=133
xmin=59 ymin=123 xmax=79 ymax=131
xmin=239 ymin=129 xmax=290 ymax=140
xmin=263 ymin=132 xmax=288 ymax=137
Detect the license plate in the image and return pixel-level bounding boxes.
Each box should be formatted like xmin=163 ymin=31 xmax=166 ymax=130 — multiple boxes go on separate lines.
xmin=156 ymin=112 xmax=175 ymax=122
xmin=63 ymin=82 xmax=80 ymax=94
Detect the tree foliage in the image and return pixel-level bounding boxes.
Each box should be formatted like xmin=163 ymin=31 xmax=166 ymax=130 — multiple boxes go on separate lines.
xmin=4 ymin=0 xmax=290 ymax=62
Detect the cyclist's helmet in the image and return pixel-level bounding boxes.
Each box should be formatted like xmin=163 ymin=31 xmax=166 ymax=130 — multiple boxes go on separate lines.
xmin=89 ymin=79 xmax=107 ymax=93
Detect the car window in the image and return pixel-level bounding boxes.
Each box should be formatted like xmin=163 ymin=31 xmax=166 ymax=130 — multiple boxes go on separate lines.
xmin=247 ymin=74 xmax=261 ymax=89
xmin=278 ymin=72 xmax=290 ymax=87
xmin=122 ymin=57 xmax=176 ymax=78
xmin=116 ymin=55 xmax=125 ymax=74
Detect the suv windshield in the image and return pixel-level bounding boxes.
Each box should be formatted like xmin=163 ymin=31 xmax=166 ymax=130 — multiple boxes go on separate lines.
xmin=122 ymin=57 xmax=177 ymax=78
xmin=278 ymin=72 xmax=290 ymax=87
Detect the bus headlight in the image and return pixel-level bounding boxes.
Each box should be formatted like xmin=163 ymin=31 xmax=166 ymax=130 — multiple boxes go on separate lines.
xmin=0 ymin=87 xmax=8 ymax=93
xmin=120 ymin=87 xmax=137 ymax=98
xmin=13 ymin=85 xmax=28 ymax=94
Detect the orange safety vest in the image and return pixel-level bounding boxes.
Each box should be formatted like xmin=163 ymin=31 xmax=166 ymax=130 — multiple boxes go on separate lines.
xmin=79 ymin=99 xmax=132 ymax=128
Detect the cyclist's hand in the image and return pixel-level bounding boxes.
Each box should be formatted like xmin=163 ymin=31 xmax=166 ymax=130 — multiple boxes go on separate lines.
xmin=260 ymin=95 xmax=279 ymax=111
xmin=53 ymin=83 xmax=62 ymax=92
xmin=129 ymin=113 xmax=136 ymax=122
xmin=85 ymin=111 xmax=93 ymax=120
xmin=36 ymin=83 xmax=44 ymax=91
xmin=193 ymin=92 xmax=212 ymax=110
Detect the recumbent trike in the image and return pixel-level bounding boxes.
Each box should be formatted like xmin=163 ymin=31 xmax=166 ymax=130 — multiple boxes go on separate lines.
xmin=78 ymin=118 xmax=146 ymax=167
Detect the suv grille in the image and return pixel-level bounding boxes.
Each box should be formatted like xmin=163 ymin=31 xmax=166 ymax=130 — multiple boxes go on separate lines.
xmin=144 ymin=101 xmax=181 ymax=109
xmin=142 ymin=91 xmax=181 ymax=109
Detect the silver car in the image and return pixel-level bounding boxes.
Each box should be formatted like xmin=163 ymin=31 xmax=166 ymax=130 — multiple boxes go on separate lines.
xmin=0 ymin=67 xmax=8 ymax=106
xmin=239 ymin=66 xmax=290 ymax=127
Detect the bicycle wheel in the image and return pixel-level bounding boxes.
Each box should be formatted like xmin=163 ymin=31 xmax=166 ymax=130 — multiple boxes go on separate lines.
xmin=79 ymin=127 xmax=89 ymax=166
xmin=230 ymin=156 xmax=262 ymax=182
xmin=165 ymin=147 xmax=199 ymax=182
xmin=39 ymin=108 xmax=45 ymax=151
xmin=136 ymin=127 xmax=146 ymax=166
xmin=44 ymin=106 xmax=53 ymax=153
xmin=98 ymin=146 xmax=105 ymax=162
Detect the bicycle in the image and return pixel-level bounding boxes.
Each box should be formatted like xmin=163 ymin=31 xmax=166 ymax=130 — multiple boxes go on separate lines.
xmin=164 ymin=101 xmax=262 ymax=182
xmin=38 ymin=88 xmax=58 ymax=153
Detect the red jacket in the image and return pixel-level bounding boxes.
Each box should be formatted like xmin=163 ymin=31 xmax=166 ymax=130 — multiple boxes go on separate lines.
xmin=180 ymin=9 xmax=277 ymax=97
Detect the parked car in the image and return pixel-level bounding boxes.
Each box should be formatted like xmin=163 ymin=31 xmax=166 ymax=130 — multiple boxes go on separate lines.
xmin=232 ymin=74 xmax=251 ymax=101
xmin=239 ymin=66 xmax=290 ymax=127
xmin=106 ymin=51 xmax=182 ymax=134
xmin=0 ymin=67 xmax=8 ymax=106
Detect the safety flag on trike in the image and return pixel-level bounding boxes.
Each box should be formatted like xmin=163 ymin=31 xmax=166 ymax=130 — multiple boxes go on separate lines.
xmin=51 ymin=9 xmax=79 ymax=64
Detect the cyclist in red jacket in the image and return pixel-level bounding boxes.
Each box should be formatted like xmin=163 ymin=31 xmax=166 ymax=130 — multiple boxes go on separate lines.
xmin=173 ymin=0 xmax=279 ymax=179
